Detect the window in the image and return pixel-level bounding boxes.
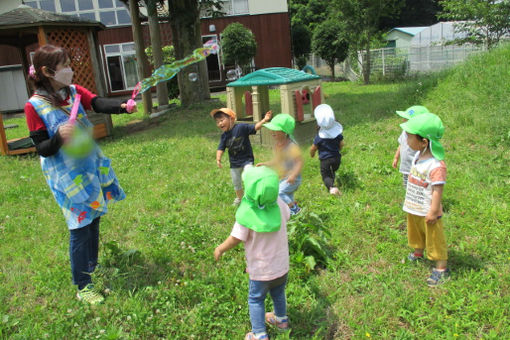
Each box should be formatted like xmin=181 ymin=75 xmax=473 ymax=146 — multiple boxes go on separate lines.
xmin=200 ymin=0 xmax=248 ymax=17
xmin=232 ymin=0 xmax=248 ymax=15
xmin=24 ymin=0 xmax=56 ymax=12
xmin=27 ymin=0 xmax=131 ymax=27
xmin=103 ymin=43 xmax=139 ymax=92
xmin=202 ymin=35 xmax=221 ymax=81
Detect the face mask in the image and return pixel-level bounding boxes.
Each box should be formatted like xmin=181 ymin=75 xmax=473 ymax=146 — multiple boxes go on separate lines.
xmin=53 ymin=67 xmax=74 ymax=86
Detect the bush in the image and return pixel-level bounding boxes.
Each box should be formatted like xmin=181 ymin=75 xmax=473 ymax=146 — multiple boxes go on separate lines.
xmin=221 ymin=22 xmax=257 ymax=72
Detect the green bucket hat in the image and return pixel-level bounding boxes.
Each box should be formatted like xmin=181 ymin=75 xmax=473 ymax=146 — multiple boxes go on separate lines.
xmin=235 ymin=166 xmax=281 ymax=233
xmin=396 ymin=105 xmax=430 ymax=120
xmin=263 ymin=114 xmax=296 ymax=137
xmin=400 ymin=113 xmax=445 ymax=160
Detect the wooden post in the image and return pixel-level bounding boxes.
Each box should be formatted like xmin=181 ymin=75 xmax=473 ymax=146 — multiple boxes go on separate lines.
xmin=37 ymin=26 xmax=47 ymax=45
xmin=146 ymin=0 xmax=168 ymax=109
xmin=18 ymin=43 xmax=32 ymax=99
xmin=128 ymin=0 xmax=152 ymax=115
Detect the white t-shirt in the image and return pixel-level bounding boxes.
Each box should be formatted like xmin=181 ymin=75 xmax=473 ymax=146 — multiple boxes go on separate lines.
xmin=398 ymin=130 xmax=418 ymax=174
xmin=230 ymin=198 xmax=290 ymax=281
xmin=403 ymin=153 xmax=447 ymax=217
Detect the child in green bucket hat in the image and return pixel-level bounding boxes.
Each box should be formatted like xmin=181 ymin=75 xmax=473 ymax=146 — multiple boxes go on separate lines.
xmin=400 ymin=113 xmax=450 ymax=287
xmin=257 ymin=114 xmax=304 ymax=215
xmin=214 ymin=166 xmax=291 ymax=340
xmin=392 ymin=105 xmax=430 ymax=187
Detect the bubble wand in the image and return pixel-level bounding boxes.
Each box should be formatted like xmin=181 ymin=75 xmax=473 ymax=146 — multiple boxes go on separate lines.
xmin=126 ymin=81 xmax=141 ymax=113
xmin=68 ymin=93 xmax=81 ymax=124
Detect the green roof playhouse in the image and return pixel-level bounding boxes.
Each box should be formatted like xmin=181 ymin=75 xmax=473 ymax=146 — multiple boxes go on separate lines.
xmin=226 ymin=67 xmax=324 ymax=145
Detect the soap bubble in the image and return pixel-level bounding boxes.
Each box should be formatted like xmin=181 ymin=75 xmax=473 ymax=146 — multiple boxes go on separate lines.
xmin=188 ymin=72 xmax=198 ymax=82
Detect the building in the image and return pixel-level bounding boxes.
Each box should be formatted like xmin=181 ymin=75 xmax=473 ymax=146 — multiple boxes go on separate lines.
xmin=385 ymin=27 xmax=427 ymax=49
xmin=0 ymin=0 xmax=291 ymax=111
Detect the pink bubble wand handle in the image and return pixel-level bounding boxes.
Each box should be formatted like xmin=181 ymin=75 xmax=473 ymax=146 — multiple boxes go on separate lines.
xmin=69 ymin=93 xmax=81 ymax=125
xmin=126 ymin=82 xmax=141 ymax=113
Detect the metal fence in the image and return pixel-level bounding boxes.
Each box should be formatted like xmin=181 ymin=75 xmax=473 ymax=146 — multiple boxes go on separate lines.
xmin=358 ymin=44 xmax=485 ymax=78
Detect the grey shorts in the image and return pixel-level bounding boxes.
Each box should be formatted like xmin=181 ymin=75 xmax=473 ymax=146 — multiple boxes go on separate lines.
xmin=230 ymin=163 xmax=253 ymax=190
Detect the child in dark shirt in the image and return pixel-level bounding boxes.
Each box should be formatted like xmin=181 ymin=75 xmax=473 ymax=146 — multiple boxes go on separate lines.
xmin=212 ymin=108 xmax=271 ymax=205
xmin=309 ymin=104 xmax=344 ymax=196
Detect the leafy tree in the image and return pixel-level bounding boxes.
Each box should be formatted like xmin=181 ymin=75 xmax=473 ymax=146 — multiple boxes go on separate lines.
xmin=312 ymin=20 xmax=349 ymax=80
xmin=221 ymin=23 xmax=257 ymax=73
xmin=291 ymin=23 xmax=312 ymax=70
xmin=289 ymin=0 xmax=329 ymax=32
xmin=381 ymin=0 xmax=440 ymax=29
xmin=439 ymin=0 xmax=510 ymax=48
xmin=333 ymin=0 xmax=404 ymax=84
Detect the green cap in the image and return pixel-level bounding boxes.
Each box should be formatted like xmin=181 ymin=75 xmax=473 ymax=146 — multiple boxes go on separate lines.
xmin=235 ymin=166 xmax=281 ymax=233
xmin=400 ymin=113 xmax=445 ymax=160
xmin=396 ymin=105 xmax=430 ymax=120
xmin=263 ymin=113 xmax=296 ymax=137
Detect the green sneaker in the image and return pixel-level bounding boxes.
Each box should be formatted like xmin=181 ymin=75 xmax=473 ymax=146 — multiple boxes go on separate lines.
xmin=77 ymin=284 xmax=104 ymax=305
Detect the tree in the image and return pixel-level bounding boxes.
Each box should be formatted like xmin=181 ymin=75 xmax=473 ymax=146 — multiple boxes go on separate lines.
xmin=334 ymin=0 xmax=404 ymax=84
xmin=221 ymin=23 xmax=257 ymax=73
xmin=439 ymin=0 xmax=510 ymax=49
xmin=381 ymin=0 xmax=440 ymax=29
xmin=312 ymin=20 xmax=349 ymax=80
xmin=166 ymin=0 xmax=213 ymax=106
xmin=291 ymin=23 xmax=311 ymax=70
xmin=289 ymin=0 xmax=329 ymax=32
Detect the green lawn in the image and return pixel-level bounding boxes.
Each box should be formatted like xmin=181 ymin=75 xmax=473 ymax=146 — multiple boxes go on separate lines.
xmin=1 ymin=44 xmax=509 ymax=339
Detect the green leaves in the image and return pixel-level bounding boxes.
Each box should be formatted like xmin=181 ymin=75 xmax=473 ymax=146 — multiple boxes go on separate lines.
xmin=288 ymin=211 xmax=332 ymax=274
xmin=221 ymin=23 xmax=257 ymax=69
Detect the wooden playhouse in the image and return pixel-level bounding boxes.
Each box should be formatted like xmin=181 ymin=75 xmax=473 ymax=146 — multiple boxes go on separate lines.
xmin=226 ymin=67 xmax=324 ymax=145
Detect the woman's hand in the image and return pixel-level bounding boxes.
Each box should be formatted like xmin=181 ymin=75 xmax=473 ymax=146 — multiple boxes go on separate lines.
xmin=58 ymin=123 xmax=74 ymax=143
xmin=121 ymin=102 xmax=137 ymax=113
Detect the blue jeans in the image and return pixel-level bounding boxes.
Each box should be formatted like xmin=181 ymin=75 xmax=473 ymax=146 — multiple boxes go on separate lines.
xmin=279 ymin=175 xmax=302 ymax=205
xmin=248 ymin=273 xmax=288 ymax=334
xmin=69 ymin=217 xmax=100 ymax=289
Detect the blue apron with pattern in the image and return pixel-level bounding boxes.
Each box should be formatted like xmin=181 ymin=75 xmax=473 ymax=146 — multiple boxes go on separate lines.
xmin=29 ymin=85 xmax=126 ymax=230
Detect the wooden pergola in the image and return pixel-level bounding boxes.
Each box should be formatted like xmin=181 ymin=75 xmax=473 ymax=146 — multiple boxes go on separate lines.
xmin=0 ymin=5 xmax=111 ymax=155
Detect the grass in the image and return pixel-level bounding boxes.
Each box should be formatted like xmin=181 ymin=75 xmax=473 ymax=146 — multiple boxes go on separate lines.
xmin=1 ymin=44 xmax=509 ymax=339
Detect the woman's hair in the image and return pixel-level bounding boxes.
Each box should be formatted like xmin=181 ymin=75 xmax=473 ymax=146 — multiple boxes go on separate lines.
xmin=29 ymin=45 xmax=70 ymax=106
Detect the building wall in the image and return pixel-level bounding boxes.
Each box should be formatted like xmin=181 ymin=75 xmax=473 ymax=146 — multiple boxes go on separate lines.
xmin=201 ymin=12 xmax=292 ymax=69
xmin=248 ymin=0 xmax=287 ymax=15
xmin=0 ymin=0 xmax=22 ymax=15
xmin=386 ymin=31 xmax=413 ymax=49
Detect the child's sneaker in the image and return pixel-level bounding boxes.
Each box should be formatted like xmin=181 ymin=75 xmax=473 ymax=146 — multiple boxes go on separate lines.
xmin=427 ymin=268 xmax=450 ymax=287
xmin=407 ymin=252 xmax=424 ymax=262
xmin=76 ymin=284 xmax=104 ymax=305
xmin=245 ymin=332 xmax=269 ymax=340
xmin=265 ymin=312 xmax=290 ymax=331
xmin=289 ymin=204 xmax=301 ymax=216
xmin=232 ymin=197 xmax=242 ymax=206
xmin=329 ymin=187 xmax=341 ymax=196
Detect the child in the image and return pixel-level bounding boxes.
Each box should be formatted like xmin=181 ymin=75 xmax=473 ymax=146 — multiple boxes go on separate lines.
xmin=400 ymin=113 xmax=449 ymax=287
xmin=309 ymin=104 xmax=344 ymax=196
xmin=214 ymin=166 xmax=291 ymax=340
xmin=257 ymin=114 xmax=303 ymax=215
xmin=392 ymin=106 xmax=430 ymax=187
xmin=24 ymin=45 xmax=132 ymax=304
xmin=212 ymin=108 xmax=272 ymax=205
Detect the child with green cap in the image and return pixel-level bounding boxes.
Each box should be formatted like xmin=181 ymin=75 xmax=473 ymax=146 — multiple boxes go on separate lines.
xmin=392 ymin=105 xmax=430 ymax=187
xmin=257 ymin=114 xmax=303 ymax=215
xmin=400 ymin=112 xmax=449 ymax=287
xmin=214 ymin=166 xmax=291 ymax=340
